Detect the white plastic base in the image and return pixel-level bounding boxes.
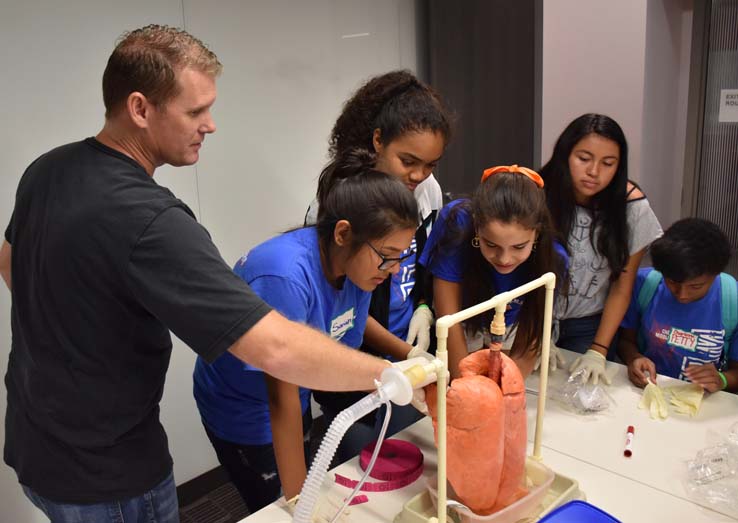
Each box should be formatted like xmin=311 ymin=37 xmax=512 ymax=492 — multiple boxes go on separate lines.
xmin=394 ymin=461 xmax=583 ymax=523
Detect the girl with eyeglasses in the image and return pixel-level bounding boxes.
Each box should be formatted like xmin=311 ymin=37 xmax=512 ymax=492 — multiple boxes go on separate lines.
xmin=540 ymin=114 xmax=662 ymax=386
xmin=419 ymin=166 xmax=568 ymax=379
xmin=193 ymin=150 xmax=418 ymax=512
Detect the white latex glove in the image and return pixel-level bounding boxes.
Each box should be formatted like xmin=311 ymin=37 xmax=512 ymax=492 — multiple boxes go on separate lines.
xmin=287 ymin=493 xmax=351 ymax=523
xmin=534 ymin=343 xmax=567 ymax=372
xmin=568 ymin=349 xmax=612 ymax=386
xmin=405 ymin=305 xmax=434 ymax=355
xmin=408 ymin=387 xmax=429 ymax=416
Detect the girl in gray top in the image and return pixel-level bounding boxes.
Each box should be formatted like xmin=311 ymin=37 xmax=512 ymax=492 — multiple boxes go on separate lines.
xmin=540 ymin=113 xmax=662 ymax=385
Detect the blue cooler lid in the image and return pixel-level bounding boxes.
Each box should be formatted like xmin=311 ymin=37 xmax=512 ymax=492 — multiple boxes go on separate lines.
xmin=538 ymin=500 xmax=621 ymax=522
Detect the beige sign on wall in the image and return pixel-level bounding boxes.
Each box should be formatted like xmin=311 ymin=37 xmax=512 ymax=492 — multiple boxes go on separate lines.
xmin=718 ymin=89 xmax=738 ymax=123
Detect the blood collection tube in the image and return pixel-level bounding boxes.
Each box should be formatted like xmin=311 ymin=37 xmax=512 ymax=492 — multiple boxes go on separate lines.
xmin=624 ymin=425 xmax=635 ymax=457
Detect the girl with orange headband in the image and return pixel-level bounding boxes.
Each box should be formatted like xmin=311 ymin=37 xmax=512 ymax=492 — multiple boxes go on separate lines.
xmin=419 ymin=165 xmax=568 ymax=378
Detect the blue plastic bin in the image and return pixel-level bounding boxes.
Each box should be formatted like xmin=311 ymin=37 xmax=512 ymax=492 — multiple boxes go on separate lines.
xmin=538 ymin=500 xmax=621 ymax=522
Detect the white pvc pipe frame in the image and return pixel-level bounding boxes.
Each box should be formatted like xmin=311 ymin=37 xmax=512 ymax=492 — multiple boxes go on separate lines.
xmin=429 ymin=272 xmax=556 ymax=523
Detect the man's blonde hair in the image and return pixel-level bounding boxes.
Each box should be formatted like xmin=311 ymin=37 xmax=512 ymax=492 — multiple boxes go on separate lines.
xmin=102 ymin=24 xmax=222 ymax=117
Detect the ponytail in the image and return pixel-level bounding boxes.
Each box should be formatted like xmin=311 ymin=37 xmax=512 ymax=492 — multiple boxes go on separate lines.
xmin=316 ymin=148 xmax=418 ymax=254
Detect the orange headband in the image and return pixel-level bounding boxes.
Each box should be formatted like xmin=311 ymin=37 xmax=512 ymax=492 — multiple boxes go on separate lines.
xmin=481 ymin=164 xmax=544 ymax=188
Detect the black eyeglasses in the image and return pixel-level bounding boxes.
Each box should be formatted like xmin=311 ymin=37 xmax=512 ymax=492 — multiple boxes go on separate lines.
xmin=365 ymin=241 xmax=415 ymax=271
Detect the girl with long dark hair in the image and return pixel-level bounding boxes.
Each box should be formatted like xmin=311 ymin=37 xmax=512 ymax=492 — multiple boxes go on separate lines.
xmin=540 ymin=113 xmax=662 ymax=385
xmin=420 ymin=165 xmax=568 ymax=378
xmin=194 ymin=150 xmax=418 ymax=512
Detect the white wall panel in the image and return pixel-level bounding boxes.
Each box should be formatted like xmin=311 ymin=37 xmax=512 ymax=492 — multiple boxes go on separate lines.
xmin=184 ymin=0 xmax=419 ymax=266
xmin=0 ymin=2 xmax=420 ymax=520
xmin=541 ymin=0 xmax=648 ymax=181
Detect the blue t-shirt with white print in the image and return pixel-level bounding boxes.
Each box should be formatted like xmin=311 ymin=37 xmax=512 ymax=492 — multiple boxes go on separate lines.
xmin=621 ymin=267 xmax=738 ymax=381
xmin=419 ymin=199 xmax=568 ymax=326
xmin=193 ymin=227 xmax=370 ymax=445
xmin=388 ymin=238 xmax=417 ymax=340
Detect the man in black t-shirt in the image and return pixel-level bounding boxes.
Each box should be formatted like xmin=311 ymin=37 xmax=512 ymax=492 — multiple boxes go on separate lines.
xmin=0 ymin=25 xmax=391 ymax=522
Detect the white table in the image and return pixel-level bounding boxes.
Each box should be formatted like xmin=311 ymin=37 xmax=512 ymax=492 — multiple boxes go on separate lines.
xmin=241 ymin=352 xmax=738 ymax=522
xmin=525 ymin=349 xmax=738 ymax=519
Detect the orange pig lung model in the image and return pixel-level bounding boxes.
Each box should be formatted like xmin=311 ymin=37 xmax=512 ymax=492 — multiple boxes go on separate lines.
xmin=426 ymin=347 xmax=528 ymax=515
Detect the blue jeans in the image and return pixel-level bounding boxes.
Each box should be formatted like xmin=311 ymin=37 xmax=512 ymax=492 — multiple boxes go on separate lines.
xmin=558 ymin=314 xmax=619 ymax=360
xmin=22 ymin=470 xmax=179 ymax=523
xmin=203 ymin=409 xmax=313 ymax=513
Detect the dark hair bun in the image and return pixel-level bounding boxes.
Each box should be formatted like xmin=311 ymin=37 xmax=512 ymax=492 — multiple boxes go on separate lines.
xmin=332 ymin=148 xmax=377 ymax=180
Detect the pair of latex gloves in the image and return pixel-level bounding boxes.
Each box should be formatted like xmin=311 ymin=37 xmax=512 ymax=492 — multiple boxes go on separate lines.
xmin=494 ymin=321 xmax=611 ymax=386
xmin=629 ymin=356 xmax=726 ymax=394
xmin=639 ymin=380 xmax=704 ymax=419
xmin=403 ymin=307 xmax=613 ymax=389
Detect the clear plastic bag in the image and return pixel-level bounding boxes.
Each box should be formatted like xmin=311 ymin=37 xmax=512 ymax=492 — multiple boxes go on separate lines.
xmin=687 ymin=444 xmax=737 ymax=485
xmin=549 ymin=369 xmax=615 ymax=415
xmin=684 ymin=422 xmax=738 ymax=517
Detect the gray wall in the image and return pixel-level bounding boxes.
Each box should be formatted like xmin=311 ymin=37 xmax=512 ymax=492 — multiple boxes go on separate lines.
xmin=0 ymin=2 xmax=421 ymax=521
xmin=541 ymin=0 xmax=693 ymax=229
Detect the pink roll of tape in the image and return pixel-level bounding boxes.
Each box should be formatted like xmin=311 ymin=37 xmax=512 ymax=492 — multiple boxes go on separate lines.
xmin=334 ymin=439 xmax=424 ymax=492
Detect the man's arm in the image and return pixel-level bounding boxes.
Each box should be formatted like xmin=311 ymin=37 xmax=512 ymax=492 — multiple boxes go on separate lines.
xmin=0 ymin=240 xmax=11 ymax=291
xmin=228 ymin=311 xmax=390 ymax=391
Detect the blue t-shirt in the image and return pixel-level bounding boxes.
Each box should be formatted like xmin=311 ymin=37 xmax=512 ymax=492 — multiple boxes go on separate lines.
xmin=193 ymin=227 xmax=371 ymax=445
xmin=388 ymin=238 xmax=417 ymax=340
xmin=419 ymin=199 xmax=568 ymax=326
xmin=621 ymin=268 xmax=738 ymax=381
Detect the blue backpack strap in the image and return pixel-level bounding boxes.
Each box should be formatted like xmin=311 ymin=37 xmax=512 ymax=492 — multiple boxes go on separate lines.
xmin=637 ymin=269 xmax=662 ymax=314
xmin=635 ymin=269 xmax=662 ymax=353
xmin=720 ymin=273 xmax=738 ymax=344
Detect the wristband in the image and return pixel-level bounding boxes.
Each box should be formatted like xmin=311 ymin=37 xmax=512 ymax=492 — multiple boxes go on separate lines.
xmin=416 ymin=304 xmax=430 ymax=311
xmin=591 ymin=341 xmax=609 ymax=351
xmin=718 ymin=371 xmax=728 ymax=390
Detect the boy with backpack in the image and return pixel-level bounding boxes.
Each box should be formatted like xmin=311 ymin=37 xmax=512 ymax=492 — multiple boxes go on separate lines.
xmin=618 ymin=218 xmax=737 ymax=393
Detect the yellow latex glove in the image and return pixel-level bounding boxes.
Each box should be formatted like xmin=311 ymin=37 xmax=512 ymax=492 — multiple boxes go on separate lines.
xmin=639 ymin=382 xmax=669 ymax=420
xmin=665 ymin=383 xmax=704 ymax=416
